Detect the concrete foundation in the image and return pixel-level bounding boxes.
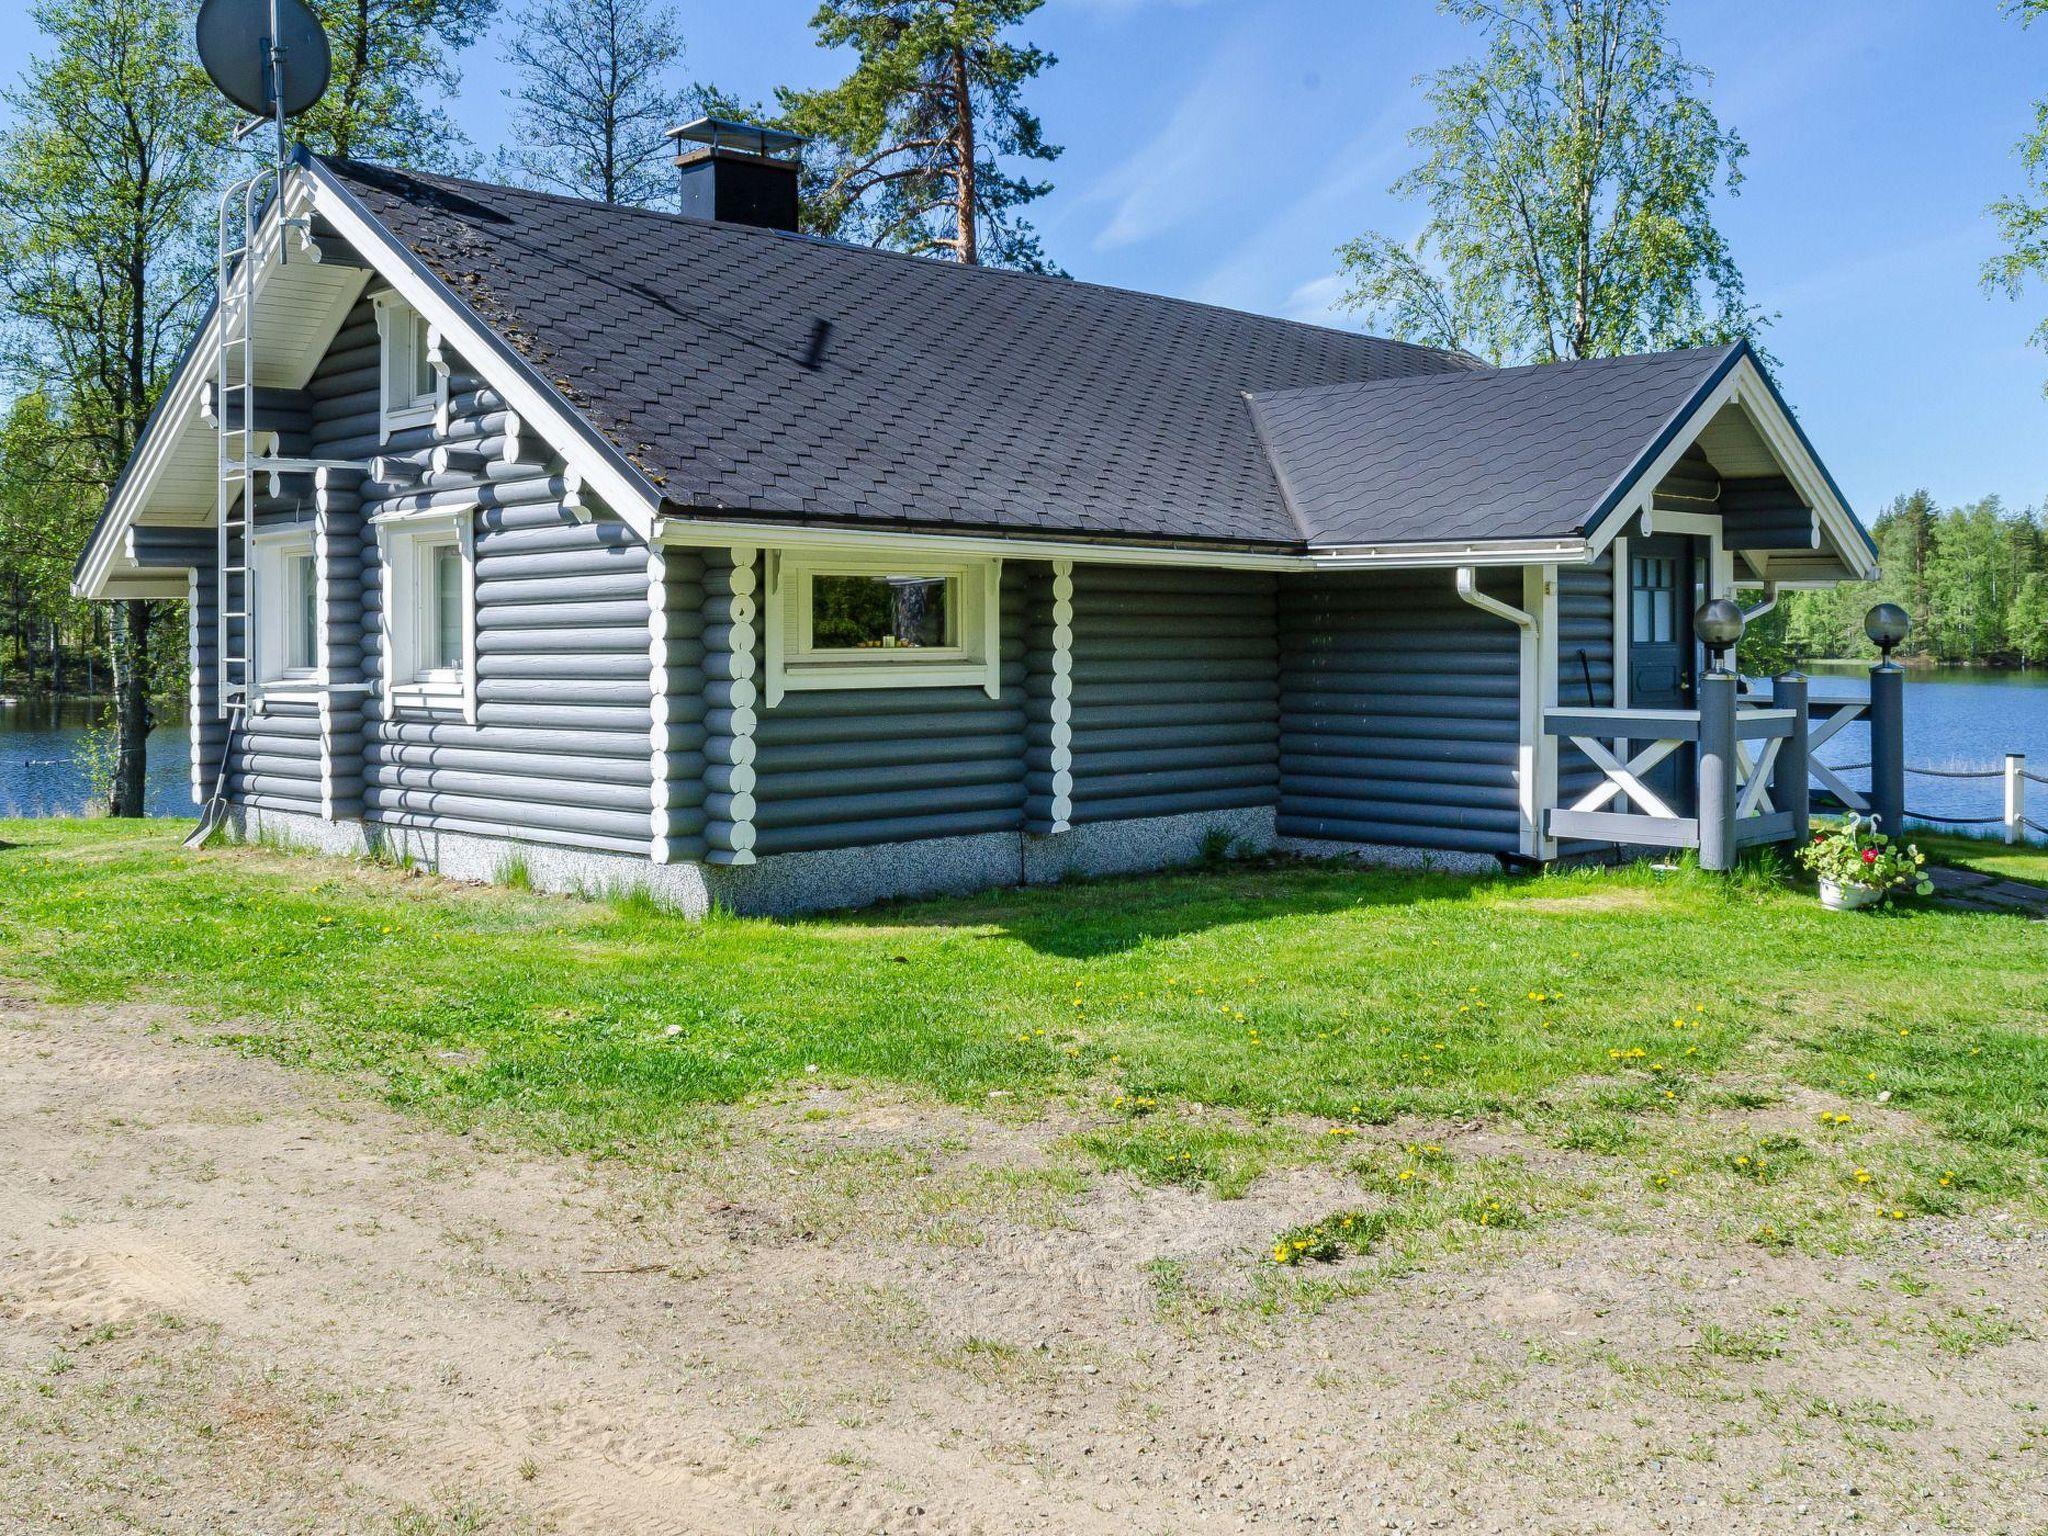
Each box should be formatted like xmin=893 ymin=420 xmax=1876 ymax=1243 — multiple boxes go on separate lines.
xmin=231 ymin=803 xmax=1296 ymax=917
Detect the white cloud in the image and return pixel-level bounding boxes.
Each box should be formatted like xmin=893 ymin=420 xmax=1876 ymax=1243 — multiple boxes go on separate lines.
xmin=1081 ymin=25 xmax=1276 ymax=251
xmin=1281 ymin=273 xmax=1353 ymax=328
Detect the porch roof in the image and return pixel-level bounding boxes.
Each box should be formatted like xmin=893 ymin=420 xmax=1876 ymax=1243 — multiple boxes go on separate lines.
xmin=1247 ymin=342 xmax=1878 ymax=576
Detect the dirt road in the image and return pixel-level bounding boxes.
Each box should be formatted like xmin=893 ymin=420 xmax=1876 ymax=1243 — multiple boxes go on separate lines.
xmin=3 ymin=992 xmax=2043 ymax=1534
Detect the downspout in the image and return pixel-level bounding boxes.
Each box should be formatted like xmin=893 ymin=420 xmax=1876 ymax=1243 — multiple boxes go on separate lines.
xmin=1455 ymin=566 xmax=1535 ymax=631
xmin=1740 ymin=582 xmax=1779 ymax=624
xmin=1456 ymin=566 xmax=1550 ymax=864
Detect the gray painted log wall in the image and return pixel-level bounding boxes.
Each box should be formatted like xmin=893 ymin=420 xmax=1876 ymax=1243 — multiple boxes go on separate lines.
xmin=1057 ymin=566 xmax=1279 ymax=825
xmin=746 ymin=564 xmax=1029 ymax=856
xmin=1277 ymin=568 xmax=1522 ymax=855
xmin=1555 ymin=552 xmax=1617 ymax=811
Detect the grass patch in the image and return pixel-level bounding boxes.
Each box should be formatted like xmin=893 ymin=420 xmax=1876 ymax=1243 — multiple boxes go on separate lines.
xmin=1 ymin=819 xmax=2045 ymax=1250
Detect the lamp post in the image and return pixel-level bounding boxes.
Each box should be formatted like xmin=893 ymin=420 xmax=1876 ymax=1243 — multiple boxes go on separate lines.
xmin=1693 ymin=599 xmax=1745 ymax=872
xmin=1865 ymin=603 xmax=1909 ymax=833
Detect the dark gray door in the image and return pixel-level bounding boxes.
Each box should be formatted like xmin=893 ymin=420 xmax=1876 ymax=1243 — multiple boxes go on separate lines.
xmin=1628 ymin=536 xmax=1695 ymax=708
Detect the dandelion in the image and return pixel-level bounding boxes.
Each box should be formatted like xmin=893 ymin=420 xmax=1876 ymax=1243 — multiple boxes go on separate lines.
xmin=1854 ymin=1168 xmax=1873 ymax=1184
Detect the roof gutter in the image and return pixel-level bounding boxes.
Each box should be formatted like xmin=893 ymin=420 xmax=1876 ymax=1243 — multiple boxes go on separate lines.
xmin=655 ymin=515 xmax=1592 ymax=573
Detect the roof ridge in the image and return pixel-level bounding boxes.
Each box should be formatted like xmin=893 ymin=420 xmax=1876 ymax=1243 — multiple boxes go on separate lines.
xmin=315 ymin=154 xmax=1478 ymax=371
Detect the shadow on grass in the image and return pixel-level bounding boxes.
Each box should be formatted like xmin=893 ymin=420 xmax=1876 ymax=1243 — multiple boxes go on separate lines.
xmin=822 ymin=855 xmax=1503 ymax=959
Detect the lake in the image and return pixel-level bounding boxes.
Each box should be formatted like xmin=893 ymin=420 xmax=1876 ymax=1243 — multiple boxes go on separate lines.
xmin=1805 ymin=663 xmax=2048 ymax=839
xmin=0 ymin=697 xmax=193 ymax=819
xmin=3 ymin=669 xmax=2045 ymax=838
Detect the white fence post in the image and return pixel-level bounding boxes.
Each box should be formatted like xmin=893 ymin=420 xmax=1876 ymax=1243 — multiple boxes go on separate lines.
xmin=2007 ymin=754 xmax=2026 ymax=846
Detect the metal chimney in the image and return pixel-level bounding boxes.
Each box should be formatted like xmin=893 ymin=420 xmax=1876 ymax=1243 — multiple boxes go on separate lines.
xmin=665 ymin=117 xmax=806 ymax=232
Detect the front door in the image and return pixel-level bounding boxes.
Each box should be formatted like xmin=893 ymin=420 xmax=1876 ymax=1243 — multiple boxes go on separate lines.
xmin=1628 ymin=535 xmax=1695 ymax=708
xmin=1628 ymin=535 xmax=1697 ymax=808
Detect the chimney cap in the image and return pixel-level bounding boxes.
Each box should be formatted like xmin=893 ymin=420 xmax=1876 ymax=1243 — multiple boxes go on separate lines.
xmin=665 ymin=116 xmax=806 ymax=163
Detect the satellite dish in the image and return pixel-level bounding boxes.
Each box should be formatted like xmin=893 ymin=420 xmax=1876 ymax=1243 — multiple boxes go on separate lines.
xmin=196 ymin=0 xmax=331 ymax=119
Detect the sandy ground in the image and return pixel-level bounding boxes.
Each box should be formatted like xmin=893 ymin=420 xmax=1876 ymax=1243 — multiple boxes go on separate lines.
xmin=2 ymin=991 xmax=2044 ymax=1536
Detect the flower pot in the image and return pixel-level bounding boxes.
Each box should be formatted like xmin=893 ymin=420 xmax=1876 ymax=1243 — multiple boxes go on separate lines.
xmin=1818 ymin=879 xmax=1884 ymax=911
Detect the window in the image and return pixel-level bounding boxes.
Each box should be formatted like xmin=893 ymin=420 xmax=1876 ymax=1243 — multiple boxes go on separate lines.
xmin=809 ymin=572 xmax=957 ymax=652
xmin=378 ymin=511 xmax=475 ymax=718
xmin=763 ymin=552 xmax=1001 ymax=706
xmin=252 ymin=530 xmax=319 ymax=696
xmin=1630 ymin=555 xmax=1679 ymax=645
xmin=376 ymin=294 xmax=440 ymax=439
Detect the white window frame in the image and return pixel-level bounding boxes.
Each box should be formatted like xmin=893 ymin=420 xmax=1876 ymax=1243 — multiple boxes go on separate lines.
xmin=374 ymin=291 xmax=444 ymax=442
xmin=763 ymin=550 xmax=1001 ymax=707
xmin=376 ymin=507 xmax=477 ymax=720
xmin=251 ymin=525 xmax=321 ymax=705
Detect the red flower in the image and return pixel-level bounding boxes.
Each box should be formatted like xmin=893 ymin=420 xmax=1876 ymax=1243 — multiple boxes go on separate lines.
xmin=1861 ymin=848 xmax=1878 ymax=864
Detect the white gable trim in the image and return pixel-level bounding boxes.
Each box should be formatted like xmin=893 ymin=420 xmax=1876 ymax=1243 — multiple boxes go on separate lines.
xmin=1584 ymin=354 xmax=1876 ymax=581
xmin=303 ymin=157 xmax=662 ymax=541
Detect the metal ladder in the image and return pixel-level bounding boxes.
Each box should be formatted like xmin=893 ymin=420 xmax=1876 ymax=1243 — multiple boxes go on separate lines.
xmin=215 ymin=167 xmax=277 ymax=718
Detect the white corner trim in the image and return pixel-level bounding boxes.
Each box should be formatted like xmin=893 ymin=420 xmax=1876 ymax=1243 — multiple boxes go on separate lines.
xmin=1048 ymin=559 xmax=1074 ymax=833
xmin=713 ymin=548 xmax=760 ymax=865
xmin=648 ymin=546 xmax=675 ymax=863
xmin=306 ymin=160 xmax=662 ymax=541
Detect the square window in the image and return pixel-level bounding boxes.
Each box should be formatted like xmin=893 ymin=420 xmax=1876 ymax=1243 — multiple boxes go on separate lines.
xmin=765 ymin=554 xmax=1001 ymax=706
xmin=377 ymin=294 xmax=441 ymax=440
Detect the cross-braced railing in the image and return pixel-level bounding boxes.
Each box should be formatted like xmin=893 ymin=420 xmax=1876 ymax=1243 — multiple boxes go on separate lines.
xmin=1543 ymin=676 xmax=1809 ymax=869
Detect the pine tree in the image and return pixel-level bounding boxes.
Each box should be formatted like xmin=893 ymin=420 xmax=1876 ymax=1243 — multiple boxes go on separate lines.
xmin=779 ymin=0 xmax=1062 ymax=272
xmin=300 ymin=0 xmax=497 ymax=171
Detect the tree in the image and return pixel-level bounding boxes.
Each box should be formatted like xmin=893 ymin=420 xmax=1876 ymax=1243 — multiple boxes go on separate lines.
xmin=1338 ymin=0 xmax=1766 ymax=365
xmin=0 ymin=391 xmax=96 ymax=695
xmin=297 ymin=0 xmax=497 ymax=171
xmin=1985 ymin=0 xmax=2048 ymax=388
xmin=0 ymin=0 xmax=230 ymax=815
xmin=498 ymin=0 xmax=693 ymax=206
xmin=779 ymin=0 xmax=1062 ymax=272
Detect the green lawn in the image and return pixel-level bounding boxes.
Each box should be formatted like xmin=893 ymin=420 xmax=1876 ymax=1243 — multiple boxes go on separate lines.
xmin=4 ymin=818 xmax=2046 ymax=1262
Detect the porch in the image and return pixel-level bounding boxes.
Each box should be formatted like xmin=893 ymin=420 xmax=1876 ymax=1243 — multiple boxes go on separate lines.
xmin=1541 ymin=664 xmax=1908 ymax=870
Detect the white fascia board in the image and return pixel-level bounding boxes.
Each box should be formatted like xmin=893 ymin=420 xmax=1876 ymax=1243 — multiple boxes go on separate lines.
xmin=304 ymin=157 xmax=663 ymax=542
xmin=658 ymin=517 xmax=1308 ymax=570
xmin=1722 ymin=357 xmax=1877 ymax=581
xmin=76 ymin=172 xmax=339 ymax=599
xmin=657 ymin=516 xmax=1589 ymax=573
xmin=1585 ymin=354 xmax=1876 ymax=581
xmin=1311 ymin=537 xmax=1590 ymax=570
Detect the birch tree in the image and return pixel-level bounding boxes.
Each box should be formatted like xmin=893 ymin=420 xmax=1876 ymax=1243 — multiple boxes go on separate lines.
xmin=498 ymin=0 xmax=693 ymax=206
xmin=1986 ymin=0 xmax=2048 ymax=387
xmin=1338 ymin=0 xmax=1765 ymax=365
xmin=0 ymin=0 xmax=229 ymax=815
xmin=299 ymin=0 xmax=497 ymax=171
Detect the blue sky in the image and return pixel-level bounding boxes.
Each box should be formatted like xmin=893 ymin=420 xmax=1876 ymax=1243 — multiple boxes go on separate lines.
xmin=8 ymin=0 xmax=2048 ymax=521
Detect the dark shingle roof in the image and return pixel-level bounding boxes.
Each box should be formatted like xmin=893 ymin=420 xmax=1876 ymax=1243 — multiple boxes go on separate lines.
xmin=318 ymin=158 xmax=1482 ymax=548
xmin=1246 ymin=346 xmax=1744 ymax=547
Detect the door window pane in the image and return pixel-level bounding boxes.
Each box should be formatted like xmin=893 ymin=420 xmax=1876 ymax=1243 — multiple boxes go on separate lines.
xmin=1631 ymin=556 xmax=1677 ymax=644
